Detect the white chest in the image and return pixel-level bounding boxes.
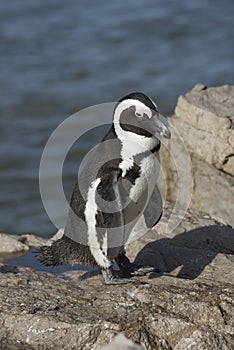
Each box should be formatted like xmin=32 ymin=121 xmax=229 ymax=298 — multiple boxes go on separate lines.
xmin=130 ymin=153 xmax=160 ymax=202
xmin=118 ymin=136 xmax=158 ymax=177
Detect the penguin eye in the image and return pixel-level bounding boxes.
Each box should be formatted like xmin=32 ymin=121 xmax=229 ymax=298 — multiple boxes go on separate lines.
xmin=135 ymin=112 xmax=142 ymax=117
xmin=135 ymin=111 xmax=150 ymax=120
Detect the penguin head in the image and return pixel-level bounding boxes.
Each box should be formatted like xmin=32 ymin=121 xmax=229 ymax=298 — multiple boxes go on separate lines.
xmin=113 ymin=92 xmax=171 ymax=140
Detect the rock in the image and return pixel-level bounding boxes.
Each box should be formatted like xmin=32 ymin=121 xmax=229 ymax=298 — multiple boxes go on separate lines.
xmin=160 ymin=84 xmax=234 ymax=226
xmin=223 ymin=155 xmax=234 ymax=176
xmin=102 ymin=334 xmax=144 ymax=350
xmin=0 ymin=204 xmax=233 ymax=349
xmin=0 ymin=233 xmax=29 ymax=255
xmin=160 ymin=149 xmax=234 ymax=226
xmin=169 ymin=113 xmax=233 ymax=172
xmin=0 ymin=229 xmax=64 ymax=264
xmin=126 ymin=201 xmax=234 ymax=286
xmin=176 ymin=83 xmax=234 ymax=121
xmin=0 ymin=233 xmax=47 ymax=263
xmin=19 ymin=234 xmax=47 ymax=248
xmin=174 ymin=330 xmax=231 ymax=350
xmin=173 ymin=84 xmax=234 ymax=173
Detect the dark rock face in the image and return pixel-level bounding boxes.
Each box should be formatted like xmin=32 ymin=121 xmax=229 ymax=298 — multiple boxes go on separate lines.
xmin=0 ymin=202 xmax=234 ymax=349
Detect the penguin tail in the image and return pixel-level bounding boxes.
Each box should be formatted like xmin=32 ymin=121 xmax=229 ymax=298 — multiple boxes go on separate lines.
xmin=37 ymin=235 xmax=98 ymax=267
xmin=37 ymin=238 xmax=65 ymax=267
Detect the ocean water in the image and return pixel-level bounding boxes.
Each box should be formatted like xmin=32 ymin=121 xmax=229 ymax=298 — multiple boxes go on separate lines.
xmin=0 ymin=0 xmax=234 ymax=237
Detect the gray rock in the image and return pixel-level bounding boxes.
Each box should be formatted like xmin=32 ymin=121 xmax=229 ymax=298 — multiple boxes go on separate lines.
xmin=0 ymin=233 xmax=29 ymax=255
xmin=160 ymin=84 xmax=234 ymax=226
xmin=19 ymin=234 xmax=47 ymax=248
xmin=176 ymin=83 xmax=234 ymax=121
xmin=102 ymin=334 xmax=144 ymax=350
xmin=0 ymin=204 xmax=233 ymax=350
xmin=127 ymin=201 xmax=234 ymax=286
xmin=0 ymin=233 xmax=47 ymax=263
xmin=174 ymin=83 xmax=234 ymax=174
xmin=174 ymin=330 xmax=231 ymax=350
xmin=160 ymin=149 xmax=234 ymax=227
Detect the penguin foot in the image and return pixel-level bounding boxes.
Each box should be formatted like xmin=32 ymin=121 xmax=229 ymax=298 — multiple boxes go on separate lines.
xmin=115 ymin=253 xmax=157 ymax=277
xmin=101 ymin=267 xmax=142 ymax=285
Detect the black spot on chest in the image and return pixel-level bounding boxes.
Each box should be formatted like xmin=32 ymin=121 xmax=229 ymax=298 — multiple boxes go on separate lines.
xmin=123 ymin=163 xmax=141 ymax=185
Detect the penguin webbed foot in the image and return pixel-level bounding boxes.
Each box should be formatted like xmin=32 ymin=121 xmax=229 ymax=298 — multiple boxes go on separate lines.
xmin=115 ymin=253 xmax=158 ymax=277
xmin=101 ymin=267 xmax=142 ymax=285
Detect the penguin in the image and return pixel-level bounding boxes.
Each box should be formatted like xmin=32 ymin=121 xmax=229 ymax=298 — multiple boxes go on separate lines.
xmin=38 ymin=92 xmax=171 ymax=284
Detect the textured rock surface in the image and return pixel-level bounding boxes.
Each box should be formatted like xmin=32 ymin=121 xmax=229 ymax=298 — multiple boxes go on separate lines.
xmin=0 ymin=233 xmax=46 ymax=262
xmin=0 ymin=203 xmax=233 ymax=350
xmin=174 ymin=83 xmax=234 ymax=174
xmin=0 ymin=233 xmax=29 ymax=254
xmin=160 ymin=84 xmax=234 ymax=226
xmin=102 ymin=334 xmax=144 ymax=350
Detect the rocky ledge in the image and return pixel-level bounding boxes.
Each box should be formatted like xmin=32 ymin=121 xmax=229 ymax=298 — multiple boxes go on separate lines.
xmin=0 ymin=202 xmax=234 ymax=350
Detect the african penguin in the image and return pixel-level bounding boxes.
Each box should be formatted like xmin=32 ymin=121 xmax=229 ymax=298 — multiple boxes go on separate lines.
xmin=38 ymin=92 xmax=171 ymax=284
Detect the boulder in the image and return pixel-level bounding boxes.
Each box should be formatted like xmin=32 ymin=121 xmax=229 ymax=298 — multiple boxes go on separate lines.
xmin=0 ymin=233 xmax=29 ymax=255
xmin=174 ymin=83 xmax=234 ymax=173
xmin=0 ymin=233 xmax=46 ymax=262
xmin=0 ymin=203 xmax=233 ymax=350
xmin=160 ymin=84 xmax=234 ymax=226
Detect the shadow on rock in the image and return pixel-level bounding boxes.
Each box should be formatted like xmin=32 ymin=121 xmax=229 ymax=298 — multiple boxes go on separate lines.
xmin=134 ymin=225 xmax=234 ymax=280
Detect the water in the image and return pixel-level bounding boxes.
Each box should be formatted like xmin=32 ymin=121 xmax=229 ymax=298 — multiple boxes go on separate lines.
xmin=4 ymin=250 xmax=95 ymax=275
xmin=0 ymin=0 xmax=234 ymax=238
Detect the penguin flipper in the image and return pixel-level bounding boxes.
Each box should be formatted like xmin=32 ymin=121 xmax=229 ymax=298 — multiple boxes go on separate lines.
xmin=143 ymin=184 xmax=163 ymax=228
xmin=126 ymin=185 xmax=163 ymax=243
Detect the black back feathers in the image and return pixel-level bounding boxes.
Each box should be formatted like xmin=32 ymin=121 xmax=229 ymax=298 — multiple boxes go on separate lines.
xmin=118 ymin=92 xmax=158 ymax=112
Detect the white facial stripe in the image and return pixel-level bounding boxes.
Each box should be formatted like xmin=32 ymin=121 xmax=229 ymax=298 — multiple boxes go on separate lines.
xmin=85 ymin=178 xmax=111 ymax=268
xmin=113 ymin=97 xmax=159 ymax=176
xmin=114 ymin=99 xmax=153 ymax=123
xmin=114 ymin=98 xmax=157 ymax=143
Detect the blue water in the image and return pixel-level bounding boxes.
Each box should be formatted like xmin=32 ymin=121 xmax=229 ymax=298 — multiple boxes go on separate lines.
xmin=0 ymin=0 xmax=234 ymax=237
xmin=5 ymin=249 xmax=96 ymax=275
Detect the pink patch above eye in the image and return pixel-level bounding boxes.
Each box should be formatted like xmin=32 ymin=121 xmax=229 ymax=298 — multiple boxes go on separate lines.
xmin=135 ymin=105 xmax=152 ymax=118
xmin=135 ymin=109 xmax=151 ymax=118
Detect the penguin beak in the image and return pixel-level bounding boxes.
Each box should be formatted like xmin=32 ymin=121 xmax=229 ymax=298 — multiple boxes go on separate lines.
xmin=151 ymin=113 xmax=171 ymax=139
